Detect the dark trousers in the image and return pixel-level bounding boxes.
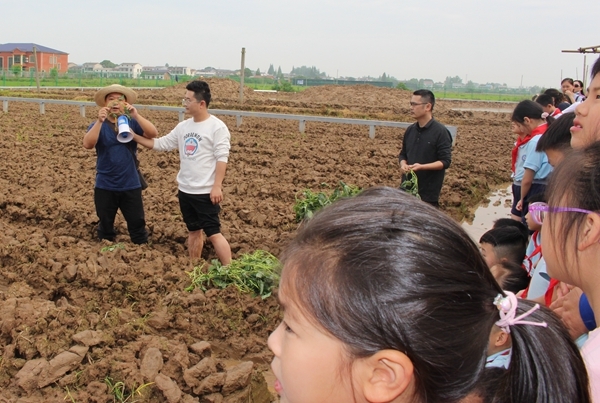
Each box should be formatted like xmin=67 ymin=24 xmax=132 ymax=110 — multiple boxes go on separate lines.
xmin=94 ymin=187 xmax=148 ymax=244
xmin=423 ymin=200 xmax=440 ymax=208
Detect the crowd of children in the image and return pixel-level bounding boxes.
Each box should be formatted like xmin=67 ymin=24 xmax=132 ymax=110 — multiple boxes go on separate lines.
xmin=265 ymin=56 xmax=600 ymax=403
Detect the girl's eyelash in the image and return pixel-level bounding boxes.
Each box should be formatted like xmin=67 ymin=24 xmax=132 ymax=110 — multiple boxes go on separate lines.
xmin=283 ymin=321 xmax=294 ymax=333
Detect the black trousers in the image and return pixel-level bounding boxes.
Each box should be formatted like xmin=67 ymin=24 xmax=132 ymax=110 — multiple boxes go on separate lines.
xmin=94 ymin=187 xmax=148 ymax=244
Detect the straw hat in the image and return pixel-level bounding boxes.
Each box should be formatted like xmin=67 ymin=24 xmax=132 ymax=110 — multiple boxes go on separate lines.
xmin=94 ymin=84 xmax=138 ymax=106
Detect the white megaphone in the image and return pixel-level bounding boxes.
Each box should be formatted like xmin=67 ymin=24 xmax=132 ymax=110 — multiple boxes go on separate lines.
xmin=116 ymin=115 xmax=134 ymax=143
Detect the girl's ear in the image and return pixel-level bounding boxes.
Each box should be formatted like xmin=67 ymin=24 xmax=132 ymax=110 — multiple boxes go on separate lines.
xmin=494 ymin=329 xmax=510 ymax=347
xmin=355 ymin=350 xmax=414 ymax=403
xmin=578 ymin=213 xmax=600 ymax=251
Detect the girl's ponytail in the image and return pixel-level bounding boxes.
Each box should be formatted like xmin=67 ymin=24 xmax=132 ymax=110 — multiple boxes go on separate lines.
xmin=495 ymin=298 xmax=590 ymax=403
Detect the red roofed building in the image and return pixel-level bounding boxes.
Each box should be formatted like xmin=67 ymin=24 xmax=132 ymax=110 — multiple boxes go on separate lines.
xmin=0 ymin=43 xmax=69 ymax=73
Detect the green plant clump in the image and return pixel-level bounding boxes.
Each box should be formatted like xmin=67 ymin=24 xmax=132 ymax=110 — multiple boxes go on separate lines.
xmin=294 ymin=181 xmax=362 ymax=222
xmin=400 ymin=170 xmax=421 ymax=199
xmin=100 ymin=243 xmax=126 ymax=252
xmin=185 ymin=250 xmax=280 ymax=299
xmin=104 ymin=377 xmax=154 ymax=403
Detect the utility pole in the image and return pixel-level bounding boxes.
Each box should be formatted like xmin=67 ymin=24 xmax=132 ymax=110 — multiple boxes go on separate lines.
xmin=562 ymin=45 xmax=600 ymax=89
xmin=32 ymin=46 xmax=41 ymax=92
xmin=239 ymin=47 xmax=245 ymax=104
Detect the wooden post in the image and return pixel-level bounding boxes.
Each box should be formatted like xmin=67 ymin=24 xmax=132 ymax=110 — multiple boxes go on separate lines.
xmin=32 ymin=46 xmax=41 ymax=93
xmin=239 ymin=47 xmax=245 ymax=104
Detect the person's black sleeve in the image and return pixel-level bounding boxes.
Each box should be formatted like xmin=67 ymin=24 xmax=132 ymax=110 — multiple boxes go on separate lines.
xmin=437 ymin=129 xmax=452 ymax=169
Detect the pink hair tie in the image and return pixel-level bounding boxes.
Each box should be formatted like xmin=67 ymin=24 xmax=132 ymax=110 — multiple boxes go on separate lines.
xmin=494 ymin=292 xmax=548 ymax=334
xmin=541 ymin=112 xmax=549 ymax=119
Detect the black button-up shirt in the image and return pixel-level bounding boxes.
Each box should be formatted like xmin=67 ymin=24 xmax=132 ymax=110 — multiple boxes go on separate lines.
xmin=398 ymin=118 xmax=453 ymax=203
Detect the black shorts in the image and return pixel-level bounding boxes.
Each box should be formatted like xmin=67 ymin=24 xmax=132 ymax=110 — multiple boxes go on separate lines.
xmin=178 ymin=191 xmax=221 ymax=237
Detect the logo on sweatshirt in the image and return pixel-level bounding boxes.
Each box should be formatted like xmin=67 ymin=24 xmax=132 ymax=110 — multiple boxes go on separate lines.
xmin=183 ymin=133 xmax=203 ymax=156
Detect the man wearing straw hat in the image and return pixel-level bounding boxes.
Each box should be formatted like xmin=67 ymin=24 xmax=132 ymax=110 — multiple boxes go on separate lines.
xmin=83 ymin=84 xmax=158 ymax=244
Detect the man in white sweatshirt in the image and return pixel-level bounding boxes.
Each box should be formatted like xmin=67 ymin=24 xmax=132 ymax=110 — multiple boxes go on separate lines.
xmin=133 ymin=80 xmax=232 ymax=265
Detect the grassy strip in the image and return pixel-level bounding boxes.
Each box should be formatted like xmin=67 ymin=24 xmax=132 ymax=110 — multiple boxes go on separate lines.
xmin=294 ymin=181 xmax=361 ymax=222
xmin=185 ymin=250 xmax=280 ymax=299
xmin=434 ymin=91 xmax=527 ymax=102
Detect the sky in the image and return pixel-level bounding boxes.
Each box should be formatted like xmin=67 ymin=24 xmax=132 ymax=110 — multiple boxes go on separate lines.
xmin=2 ymin=0 xmax=599 ymax=88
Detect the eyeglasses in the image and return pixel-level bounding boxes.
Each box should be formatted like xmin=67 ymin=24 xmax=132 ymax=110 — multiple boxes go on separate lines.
xmin=182 ymin=98 xmax=199 ymax=106
xmin=528 ymin=202 xmax=596 ymax=225
xmin=409 ymin=102 xmax=428 ymax=107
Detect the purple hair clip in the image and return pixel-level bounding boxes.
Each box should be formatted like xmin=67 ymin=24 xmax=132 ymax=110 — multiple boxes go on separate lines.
xmin=494 ymin=291 xmax=548 ymax=334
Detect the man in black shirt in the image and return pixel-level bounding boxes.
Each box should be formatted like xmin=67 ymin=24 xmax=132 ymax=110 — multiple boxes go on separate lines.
xmin=398 ymin=89 xmax=452 ymax=207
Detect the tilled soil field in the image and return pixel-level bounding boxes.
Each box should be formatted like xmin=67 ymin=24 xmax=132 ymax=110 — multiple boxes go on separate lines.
xmin=0 ymin=79 xmax=516 ymax=402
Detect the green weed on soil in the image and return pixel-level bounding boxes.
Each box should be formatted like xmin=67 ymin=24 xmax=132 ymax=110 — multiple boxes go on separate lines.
xmin=100 ymin=243 xmax=126 ymax=252
xmin=104 ymin=377 xmax=154 ymax=403
xmin=294 ymin=181 xmax=361 ymax=222
xmin=185 ymin=250 xmax=280 ymax=299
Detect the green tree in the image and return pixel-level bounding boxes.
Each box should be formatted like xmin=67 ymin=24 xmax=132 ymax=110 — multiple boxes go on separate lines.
xmin=290 ymin=65 xmax=326 ymax=79
xmin=277 ymin=66 xmax=283 ymax=78
xmin=405 ymin=78 xmax=419 ymax=90
xmin=11 ymin=64 xmax=22 ymax=76
xmin=255 ymin=68 xmax=261 ymax=76
xmin=444 ymin=75 xmax=462 ymax=88
xmin=50 ymin=67 xmax=58 ymax=79
xmin=267 ymin=64 xmax=275 ymax=75
xmin=243 ymin=67 xmax=253 ymax=77
xmin=396 ymin=82 xmax=409 ymax=90
xmin=272 ymin=80 xmax=294 ymax=92
xmin=100 ymin=60 xmax=116 ymax=68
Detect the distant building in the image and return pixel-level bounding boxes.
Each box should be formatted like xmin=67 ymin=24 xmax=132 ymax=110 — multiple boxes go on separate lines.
xmin=194 ymin=70 xmax=216 ymax=77
xmin=142 ymin=65 xmax=167 ymax=72
xmin=215 ymin=69 xmax=235 ymax=77
xmin=140 ymin=70 xmax=172 ymax=80
xmin=81 ymin=62 xmax=103 ymax=73
xmin=0 ymin=43 xmax=69 ymax=73
xmin=422 ymin=79 xmax=434 ymax=88
xmin=115 ymin=63 xmax=143 ymax=78
xmin=168 ymin=66 xmax=192 ymax=76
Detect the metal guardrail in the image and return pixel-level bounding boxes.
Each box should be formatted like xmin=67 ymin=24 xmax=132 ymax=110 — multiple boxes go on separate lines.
xmin=0 ymin=96 xmax=457 ymax=142
xmin=0 ymin=86 xmax=165 ymax=90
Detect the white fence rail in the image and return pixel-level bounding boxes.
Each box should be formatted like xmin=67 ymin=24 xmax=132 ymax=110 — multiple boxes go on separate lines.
xmin=0 ymin=96 xmax=457 ymax=142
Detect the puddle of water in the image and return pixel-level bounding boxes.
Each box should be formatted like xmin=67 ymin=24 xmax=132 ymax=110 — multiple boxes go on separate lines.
xmin=461 ymin=185 xmax=513 ymax=242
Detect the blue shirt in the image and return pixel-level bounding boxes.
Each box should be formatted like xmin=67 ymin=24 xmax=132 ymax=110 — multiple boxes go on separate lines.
xmin=87 ymin=118 xmax=143 ymax=191
xmin=514 ymin=135 xmax=552 ymax=183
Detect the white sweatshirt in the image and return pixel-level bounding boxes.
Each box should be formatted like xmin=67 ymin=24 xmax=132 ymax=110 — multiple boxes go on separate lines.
xmin=153 ymin=115 xmax=230 ymax=194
